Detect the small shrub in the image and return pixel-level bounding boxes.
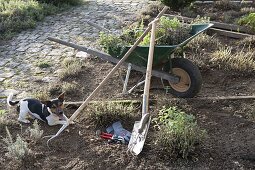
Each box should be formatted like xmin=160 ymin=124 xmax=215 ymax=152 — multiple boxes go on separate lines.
xmin=59 ymin=58 xmax=83 ymax=79
xmin=36 ymin=61 xmax=51 ymax=68
xmin=238 ymin=36 xmax=255 ymax=48
xmin=27 ymin=120 xmax=43 ymax=142
xmin=85 ymin=102 xmax=137 ymax=127
xmin=238 ymin=12 xmax=255 ymax=31
xmin=3 ymin=127 xmax=30 ymax=160
xmin=153 ymin=106 xmax=206 ymax=158
xmin=160 ymin=0 xmax=196 ymax=11
xmin=98 ymin=32 xmax=127 ymax=56
xmin=241 ymin=7 xmax=255 ymax=14
xmin=32 ymin=89 xmax=50 ymax=101
xmin=62 ymin=82 xmax=80 ymax=95
xmin=211 ymin=46 xmax=255 ymax=72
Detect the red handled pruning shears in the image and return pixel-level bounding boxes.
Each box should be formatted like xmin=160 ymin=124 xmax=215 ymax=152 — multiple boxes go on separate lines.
xmin=96 ymin=131 xmax=125 ymax=144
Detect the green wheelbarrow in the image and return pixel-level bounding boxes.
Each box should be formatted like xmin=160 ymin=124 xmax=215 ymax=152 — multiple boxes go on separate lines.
xmin=48 ymin=23 xmax=213 ymax=98
xmin=108 ymin=23 xmax=214 ymax=98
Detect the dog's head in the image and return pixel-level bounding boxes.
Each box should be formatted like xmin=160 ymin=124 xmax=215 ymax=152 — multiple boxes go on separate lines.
xmin=42 ymin=92 xmax=65 ymax=115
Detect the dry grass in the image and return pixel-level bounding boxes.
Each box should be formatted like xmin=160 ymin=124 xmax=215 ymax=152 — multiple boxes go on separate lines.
xmin=32 ymin=89 xmax=50 ymax=101
xmin=238 ymin=36 xmax=255 ymax=48
xmin=214 ymin=0 xmax=240 ymax=11
xmin=62 ymin=82 xmax=81 ymax=95
xmin=27 ymin=120 xmax=43 ymax=142
xmin=83 ymin=101 xmax=138 ymax=127
xmin=210 ymin=46 xmax=255 ymax=72
xmin=187 ymin=33 xmax=220 ymax=52
xmin=59 ymin=58 xmax=83 ymax=80
xmin=0 ymin=109 xmax=7 ymax=125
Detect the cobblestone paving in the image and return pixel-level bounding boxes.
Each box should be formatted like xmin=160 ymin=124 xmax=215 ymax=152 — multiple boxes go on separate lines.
xmin=0 ymin=0 xmax=152 ymax=105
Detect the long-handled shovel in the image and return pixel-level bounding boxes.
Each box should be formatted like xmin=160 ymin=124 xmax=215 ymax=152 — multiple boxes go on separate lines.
xmin=128 ymin=18 xmax=158 ymax=155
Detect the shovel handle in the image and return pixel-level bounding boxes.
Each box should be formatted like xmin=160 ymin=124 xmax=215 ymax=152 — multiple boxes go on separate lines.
xmin=142 ymin=20 xmax=158 ymax=115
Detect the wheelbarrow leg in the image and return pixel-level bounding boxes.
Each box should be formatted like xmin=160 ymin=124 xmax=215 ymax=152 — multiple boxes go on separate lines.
xmin=128 ymin=80 xmax=145 ymax=94
xmin=122 ymin=63 xmax=132 ymax=94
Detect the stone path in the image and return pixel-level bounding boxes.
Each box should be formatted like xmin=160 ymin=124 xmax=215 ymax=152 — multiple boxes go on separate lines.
xmin=0 ymin=0 xmax=152 ymax=105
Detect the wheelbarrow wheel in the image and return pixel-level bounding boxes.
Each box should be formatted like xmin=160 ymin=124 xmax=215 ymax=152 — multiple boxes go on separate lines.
xmin=163 ymin=58 xmax=202 ymax=98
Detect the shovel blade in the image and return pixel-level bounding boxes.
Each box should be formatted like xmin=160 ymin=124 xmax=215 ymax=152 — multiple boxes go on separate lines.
xmin=128 ymin=116 xmax=151 ymax=155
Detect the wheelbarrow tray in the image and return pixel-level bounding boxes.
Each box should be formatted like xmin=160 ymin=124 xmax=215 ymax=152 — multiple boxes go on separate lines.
xmin=109 ymin=23 xmax=213 ymax=68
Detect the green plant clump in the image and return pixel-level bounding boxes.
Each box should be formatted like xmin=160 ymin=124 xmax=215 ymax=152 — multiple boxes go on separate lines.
xmin=238 ymin=12 xmax=255 ymax=31
xmin=98 ymin=17 xmax=191 ymax=55
xmin=153 ymin=106 xmax=206 ymax=158
xmin=0 ymin=0 xmax=83 ymax=40
xmin=160 ymin=0 xmax=196 ymax=11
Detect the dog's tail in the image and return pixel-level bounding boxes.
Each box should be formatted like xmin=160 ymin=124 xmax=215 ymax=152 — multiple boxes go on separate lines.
xmin=7 ymin=93 xmax=19 ymax=107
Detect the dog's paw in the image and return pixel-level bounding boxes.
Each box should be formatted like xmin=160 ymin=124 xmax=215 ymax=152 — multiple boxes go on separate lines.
xmin=18 ymin=118 xmax=30 ymax=124
xmin=69 ymin=121 xmax=75 ymax=125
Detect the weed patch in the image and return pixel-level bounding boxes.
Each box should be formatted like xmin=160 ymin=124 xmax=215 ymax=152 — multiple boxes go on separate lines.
xmin=32 ymin=89 xmax=50 ymax=101
xmin=62 ymin=82 xmax=81 ymax=95
xmin=238 ymin=36 xmax=255 ymax=48
xmin=59 ymin=58 xmax=83 ymax=80
xmin=187 ymin=33 xmax=220 ymax=52
xmin=84 ymin=102 xmax=138 ymax=128
xmin=36 ymin=61 xmax=51 ymax=69
xmin=99 ymin=17 xmax=191 ymax=55
xmin=210 ymin=46 xmax=255 ymax=72
xmin=153 ymin=106 xmax=206 ymax=158
xmin=0 ymin=109 xmax=7 ymax=124
xmin=27 ymin=120 xmax=43 ymax=142
xmin=3 ymin=127 xmax=30 ymax=160
xmin=238 ymin=12 xmax=255 ymax=31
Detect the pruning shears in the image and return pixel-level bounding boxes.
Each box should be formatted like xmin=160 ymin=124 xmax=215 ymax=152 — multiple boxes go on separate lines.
xmin=96 ymin=131 xmax=125 ymax=144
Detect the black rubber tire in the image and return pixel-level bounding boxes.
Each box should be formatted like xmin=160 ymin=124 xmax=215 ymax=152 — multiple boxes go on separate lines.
xmin=163 ymin=58 xmax=202 ymax=98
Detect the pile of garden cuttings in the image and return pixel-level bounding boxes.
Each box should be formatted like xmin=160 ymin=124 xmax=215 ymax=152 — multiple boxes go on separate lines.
xmin=1 ymin=10 xmax=255 ymax=170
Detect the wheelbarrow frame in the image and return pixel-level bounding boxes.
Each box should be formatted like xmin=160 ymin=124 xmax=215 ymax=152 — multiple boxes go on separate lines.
xmin=47 ymin=37 xmax=180 ymax=88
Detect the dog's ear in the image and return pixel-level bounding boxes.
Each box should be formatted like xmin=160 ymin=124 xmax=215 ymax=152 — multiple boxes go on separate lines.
xmin=41 ymin=100 xmax=52 ymax=107
xmin=58 ymin=92 xmax=65 ymax=102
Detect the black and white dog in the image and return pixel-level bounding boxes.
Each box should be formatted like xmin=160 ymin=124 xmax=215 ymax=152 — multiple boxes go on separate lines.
xmin=7 ymin=93 xmax=69 ymax=126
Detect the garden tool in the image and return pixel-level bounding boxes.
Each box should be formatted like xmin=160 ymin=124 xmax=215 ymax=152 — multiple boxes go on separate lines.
xmin=128 ymin=18 xmax=158 ymax=155
xmin=97 ymin=131 xmax=126 ymax=144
